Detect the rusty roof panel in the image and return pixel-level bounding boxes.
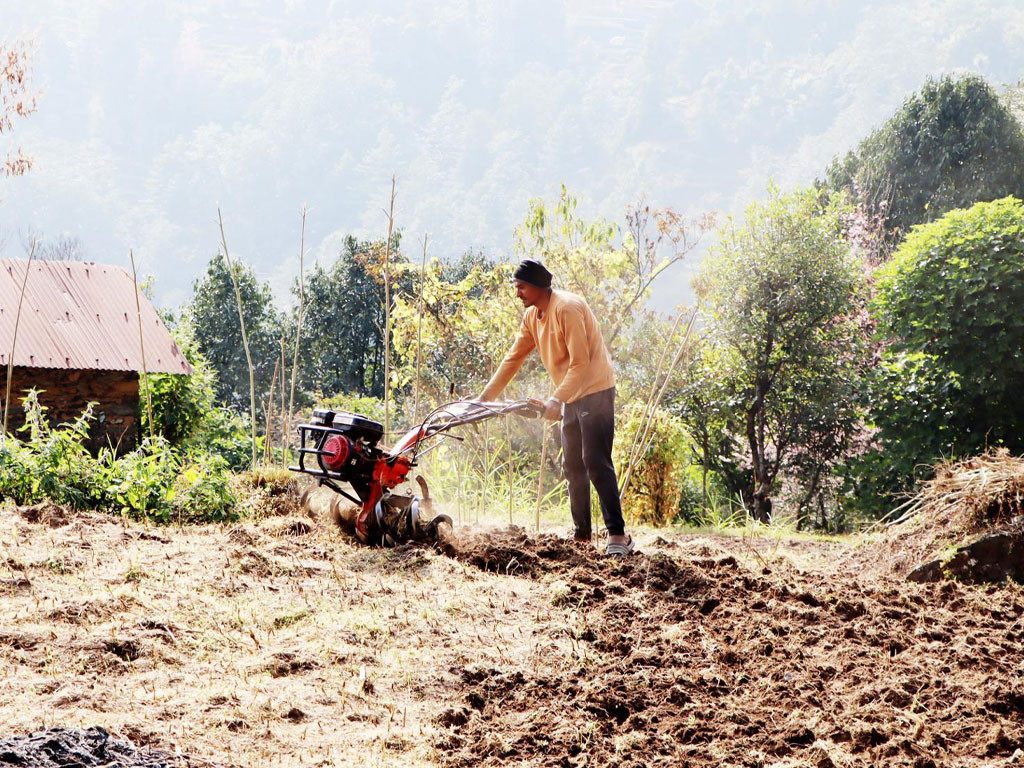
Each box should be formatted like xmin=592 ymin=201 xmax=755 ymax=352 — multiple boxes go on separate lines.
xmin=0 ymin=259 xmax=193 ymax=374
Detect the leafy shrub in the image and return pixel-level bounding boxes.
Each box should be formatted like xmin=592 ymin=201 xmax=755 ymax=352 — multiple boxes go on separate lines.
xmin=103 ymin=437 xmax=180 ymax=520
xmin=851 ymin=196 xmax=1024 ymax=513
xmin=316 ymin=392 xmax=388 ymax=425
xmin=0 ymin=391 xmax=106 ymax=507
xmin=144 ymin=318 xmax=255 ymax=470
xmin=1 ymin=394 xmax=241 ymax=524
xmin=172 ymin=455 xmax=238 ymax=523
xmin=614 ymin=402 xmax=691 ymax=527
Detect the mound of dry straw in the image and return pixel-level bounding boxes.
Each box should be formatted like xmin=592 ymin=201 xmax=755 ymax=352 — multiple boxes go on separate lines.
xmin=876 ymin=449 xmax=1024 ymax=579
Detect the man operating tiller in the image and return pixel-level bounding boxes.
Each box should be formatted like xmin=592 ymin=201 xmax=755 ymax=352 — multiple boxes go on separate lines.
xmin=479 ymin=259 xmax=634 ymax=556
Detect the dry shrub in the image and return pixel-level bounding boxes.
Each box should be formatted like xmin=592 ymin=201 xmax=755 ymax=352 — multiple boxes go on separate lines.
xmin=233 ymin=468 xmax=307 ymax=518
xmin=895 ymin=449 xmax=1024 ymax=530
xmin=867 ymin=449 xmax=1024 ymax=578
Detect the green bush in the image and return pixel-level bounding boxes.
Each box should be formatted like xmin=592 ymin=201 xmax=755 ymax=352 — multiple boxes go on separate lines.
xmin=1 ymin=393 xmax=241 ymax=524
xmin=103 ymin=437 xmax=180 ymax=519
xmin=172 ymin=455 xmax=238 ymax=524
xmin=143 ymin=318 xmax=255 ymax=471
xmin=0 ymin=392 xmax=106 ymax=507
xmin=851 ymin=196 xmax=1024 ymax=513
xmin=316 ymin=392 xmax=388 ymax=425
xmin=614 ymin=402 xmax=691 ymax=527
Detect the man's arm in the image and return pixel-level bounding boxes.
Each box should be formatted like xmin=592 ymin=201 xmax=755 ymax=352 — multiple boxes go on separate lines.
xmin=551 ymin=306 xmax=593 ymax=404
xmin=479 ymin=320 xmax=535 ymax=401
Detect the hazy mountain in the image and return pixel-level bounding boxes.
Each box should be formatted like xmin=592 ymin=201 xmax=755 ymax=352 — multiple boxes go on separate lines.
xmin=3 ymin=0 xmax=1024 ymax=310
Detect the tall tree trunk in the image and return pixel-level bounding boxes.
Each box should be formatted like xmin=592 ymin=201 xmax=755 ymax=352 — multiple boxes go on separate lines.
xmin=746 ymin=375 xmax=772 ymax=523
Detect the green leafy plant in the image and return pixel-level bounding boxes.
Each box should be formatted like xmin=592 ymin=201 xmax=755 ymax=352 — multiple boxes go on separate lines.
xmin=0 ymin=391 xmax=105 ymax=507
xmin=1 ymin=393 xmax=242 ymax=524
xmin=613 ymin=402 xmax=691 ymax=527
xmin=172 ymin=455 xmax=239 ymax=524
xmin=850 ymin=196 xmax=1024 ymax=512
xmin=102 ymin=437 xmax=180 ymax=520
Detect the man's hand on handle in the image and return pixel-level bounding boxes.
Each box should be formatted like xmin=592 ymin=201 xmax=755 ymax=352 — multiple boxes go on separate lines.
xmin=527 ymin=397 xmax=561 ymax=421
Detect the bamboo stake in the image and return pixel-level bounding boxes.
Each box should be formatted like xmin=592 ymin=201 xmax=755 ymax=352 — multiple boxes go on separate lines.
xmin=279 ymin=338 xmax=286 ymax=467
xmin=382 ymin=176 xmax=396 ymax=437
xmin=264 ymin=355 xmax=280 ymax=466
xmin=129 ymin=249 xmax=155 ymax=440
xmin=506 ymin=414 xmax=514 ymax=525
xmin=413 ymin=234 xmax=427 ymax=423
xmin=621 ymin=310 xmax=685 ymax=484
xmin=288 ymin=205 xmax=306 ymax=465
xmin=3 ymin=239 xmax=37 ymax=439
xmin=217 ymin=207 xmax=258 ymax=468
xmin=619 ymin=310 xmax=698 ymax=500
xmin=535 ymin=423 xmax=551 ymax=533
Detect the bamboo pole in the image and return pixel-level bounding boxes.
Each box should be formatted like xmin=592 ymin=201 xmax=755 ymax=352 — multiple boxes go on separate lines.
xmin=288 ymin=205 xmax=306 ymax=464
xmin=619 ymin=310 xmax=699 ymax=500
xmin=264 ymin=355 xmax=280 ymax=466
xmin=413 ymin=234 xmax=427 ymax=423
xmin=217 ymin=207 xmax=258 ymax=468
xmin=382 ymin=176 xmax=396 ymax=437
xmin=3 ymin=239 xmax=37 ymax=439
xmin=621 ymin=310 xmax=685 ymax=484
xmin=129 ymin=249 xmax=154 ymax=440
xmin=506 ymin=414 xmax=514 ymax=525
xmin=279 ymin=338 xmax=286 ymax=467
xmin=535 ymin=423 xmax=551 ymax=533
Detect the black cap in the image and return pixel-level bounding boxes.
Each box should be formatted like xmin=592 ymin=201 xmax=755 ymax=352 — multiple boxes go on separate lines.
xmin=513 ymin=259 xmax=552 ymax=289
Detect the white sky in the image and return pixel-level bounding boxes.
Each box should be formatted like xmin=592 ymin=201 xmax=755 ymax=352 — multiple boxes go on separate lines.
xmin=2 ymin=0 xmax=1024 ymax=310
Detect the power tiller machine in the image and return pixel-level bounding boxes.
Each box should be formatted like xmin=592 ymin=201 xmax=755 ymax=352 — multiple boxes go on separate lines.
xmin=289 ymin=399 xmax=543 ymax=546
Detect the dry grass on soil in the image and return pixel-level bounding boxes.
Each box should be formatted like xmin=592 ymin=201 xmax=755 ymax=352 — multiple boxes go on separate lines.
xmin=0 ymin=500 xmax=1022 ymax=768
xmin=847 ymin=449 xmax=1024 ymax=582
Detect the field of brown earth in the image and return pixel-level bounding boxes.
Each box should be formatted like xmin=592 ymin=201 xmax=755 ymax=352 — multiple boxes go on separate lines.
xmin=0 ymin=503 xmax=1022 ymax=768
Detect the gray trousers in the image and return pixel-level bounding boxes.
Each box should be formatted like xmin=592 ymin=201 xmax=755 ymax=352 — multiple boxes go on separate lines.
xmin=561 ymin=387 xmax=625 ymax=537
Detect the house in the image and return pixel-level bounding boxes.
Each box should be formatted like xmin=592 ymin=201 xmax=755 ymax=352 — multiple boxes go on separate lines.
xmin=0 ymin=259 xmax=192 ymax=452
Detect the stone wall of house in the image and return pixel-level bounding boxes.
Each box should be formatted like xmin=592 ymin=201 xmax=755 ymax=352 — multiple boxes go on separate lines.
xmin=2 ymin=367 xmax=139 ymax=454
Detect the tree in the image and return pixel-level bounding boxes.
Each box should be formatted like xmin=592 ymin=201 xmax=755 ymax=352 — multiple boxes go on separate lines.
xmin=668 ymin=339 xmax=749 ymax=514
xmin=1 ymin=37 xmax=37 ymax=179
xmin=187 ymin=254 xmax=283 ymax=412
xmin=296 ymin=234 xmax=410 ymax=400
xmin=824 ymin=74 xmax=1024 ymax=245
xmin=855 ymin=196 xmax=1024 ymax=509
xmin=391 ymin=251 xmax=523 ymax=406
xmin=693 ymin=185 xmax=863 ymax=522
xmin=515 ymin=186 xmax=713 ymax=358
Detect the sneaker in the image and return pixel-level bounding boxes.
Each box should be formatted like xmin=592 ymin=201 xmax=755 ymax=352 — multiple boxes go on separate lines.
xmin=604 ymin=535 xmax=635 ymax=556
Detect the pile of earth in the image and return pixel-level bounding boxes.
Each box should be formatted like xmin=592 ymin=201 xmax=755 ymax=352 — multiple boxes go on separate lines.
xmin=435 ymin=528 xmax=1024 ymax=768
xmin=0 ymin=727 xmax=192 ymax=767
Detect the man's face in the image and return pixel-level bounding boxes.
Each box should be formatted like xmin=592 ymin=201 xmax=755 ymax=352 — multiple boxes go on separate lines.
xmin=515 ymin=280 xmax=546 ymax=307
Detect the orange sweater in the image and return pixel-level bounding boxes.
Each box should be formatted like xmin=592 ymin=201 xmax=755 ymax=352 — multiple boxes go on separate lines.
xmin=481 ymin=290 xmax=615 ymax=404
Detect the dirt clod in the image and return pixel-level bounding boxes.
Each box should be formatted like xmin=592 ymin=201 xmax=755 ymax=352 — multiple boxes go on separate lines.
xmin=0 ymin=727 xmax=184 ymax=767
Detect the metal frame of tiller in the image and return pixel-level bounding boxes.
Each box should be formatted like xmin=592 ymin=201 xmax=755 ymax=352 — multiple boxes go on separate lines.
xmin=290 ymin=399 xmax=542 ymax=545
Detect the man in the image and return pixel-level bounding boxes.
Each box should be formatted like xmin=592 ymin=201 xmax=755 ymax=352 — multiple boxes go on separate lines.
xmin=479 ymin=259 xmax=634 ymax=556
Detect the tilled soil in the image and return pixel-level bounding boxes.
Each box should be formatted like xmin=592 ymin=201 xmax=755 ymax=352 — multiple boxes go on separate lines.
xmin=2 ymin=506 xmax=1023 ymax=768
xmin=435 ymin=528 xmax=1024 ymax=768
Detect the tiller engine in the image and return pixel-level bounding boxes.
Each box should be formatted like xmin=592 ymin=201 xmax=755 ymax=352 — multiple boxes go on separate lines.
xmin=289 ymin=399 xmax=542 ymax=546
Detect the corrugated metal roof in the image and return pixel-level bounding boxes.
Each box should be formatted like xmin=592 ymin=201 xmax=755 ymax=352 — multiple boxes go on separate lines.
xmin=0 ymin=259 xmax=192 ymax=374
